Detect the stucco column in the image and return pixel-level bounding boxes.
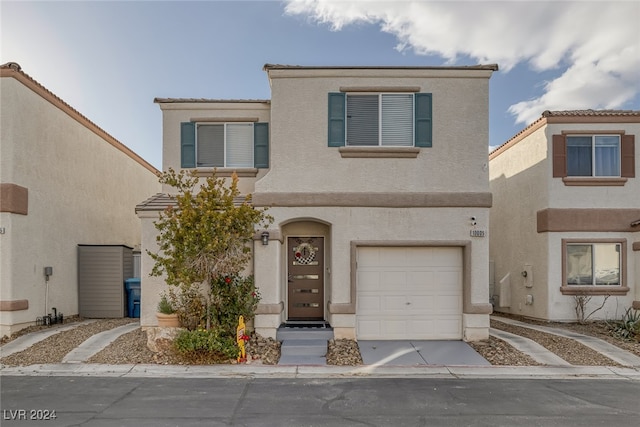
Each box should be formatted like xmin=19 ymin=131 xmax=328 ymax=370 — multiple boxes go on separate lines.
xmin=634 ymin=242 xmax=640 ymax=310
xmin=253 ymin=230 xmax=284 ymax=339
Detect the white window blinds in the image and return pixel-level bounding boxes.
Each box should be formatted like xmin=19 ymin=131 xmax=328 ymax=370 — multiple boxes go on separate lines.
xmin=226 ymin=123 xmax=254 ymax=167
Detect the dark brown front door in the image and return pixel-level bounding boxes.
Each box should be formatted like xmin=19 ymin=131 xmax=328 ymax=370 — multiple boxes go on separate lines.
xmin=287 ymin=237 xmax=324 ymax=320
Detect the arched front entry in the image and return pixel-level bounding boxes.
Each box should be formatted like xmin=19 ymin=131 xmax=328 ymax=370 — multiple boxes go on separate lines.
xmin=281 ymin=220 xmax=331 ymax=321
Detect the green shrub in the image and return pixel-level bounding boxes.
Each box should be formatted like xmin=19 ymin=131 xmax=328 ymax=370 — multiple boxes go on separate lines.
xmin=157 ymin=293 xmax=175 ymax=314
xmin=608 ymin=307 xmax=640 ymax=341
xmin=208 ymin=275 xmax=260 ymax=336
xmin=174 ymin=328 xmax=238 ymax=363
xmin=168 ymin=284 xmax=207 ymax=331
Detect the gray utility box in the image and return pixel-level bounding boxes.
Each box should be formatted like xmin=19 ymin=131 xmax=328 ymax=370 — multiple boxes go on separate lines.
xmin=78 ymin=245 xmax=133 ymax=318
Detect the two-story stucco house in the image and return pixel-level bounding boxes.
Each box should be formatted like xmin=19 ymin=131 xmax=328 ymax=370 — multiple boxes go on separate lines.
xmin=138 ymin=64 xmax=498 ymax=341
xmin=0 ymin=63 xmax=161 ymax=336
xmin=489 ymin=110 xmax=639 ymax=322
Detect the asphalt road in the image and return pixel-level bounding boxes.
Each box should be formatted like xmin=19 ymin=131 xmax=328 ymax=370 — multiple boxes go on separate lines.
xmin=1 ymin=376 xmax=639 ymax=426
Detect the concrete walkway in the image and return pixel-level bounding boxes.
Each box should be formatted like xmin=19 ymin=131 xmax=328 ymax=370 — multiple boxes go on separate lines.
xmin=2 ymin=317 xmax=639 ymax=380
xmin=489 ymin=328 xmax=570 ymax=366
xmin=358 ymin=340 xmax=491 ymax=366
xmin=2 ymin=362 xmax=639 ymax=380
xmin=0 ymin=320 xmax=98 ymax=358
xmin=62 ymin=323 xmax=140 ymax=363
xmin=492 ymin=316 xmax=640 ymax=367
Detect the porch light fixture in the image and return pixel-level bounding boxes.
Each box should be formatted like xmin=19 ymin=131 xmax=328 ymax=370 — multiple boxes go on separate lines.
xmin=261 ymin=231 xmax=270 ymax=245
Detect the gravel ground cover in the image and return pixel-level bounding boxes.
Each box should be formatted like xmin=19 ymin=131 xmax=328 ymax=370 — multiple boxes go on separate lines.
xmin=2 ymin=315 xmax=638 ymax=367
xmin=489 ymin=319 xmax=620 ymax=366
xmin=0 ymin=318 xmax=134 ymax=367
xmin=468 ymin=336 xmax=541 ymax=366
xmin=498 ymin=316 xmax=640 ymax=357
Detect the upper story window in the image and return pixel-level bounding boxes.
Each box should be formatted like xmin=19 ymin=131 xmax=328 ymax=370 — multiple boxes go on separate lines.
xmin=180 ymin=122 xmax=269 ymax=169
xmin=328 ymin=92 xmax=432 ymax=148
xmin=567 ymin=135 xmax=620 ymax=177
xmin=552 ymin=133 xmax=635 ymax=182
xmin=347 ymin=94 xmax=413 ymax=146
xmin=197 ymin=123 xmax=253 ymax=168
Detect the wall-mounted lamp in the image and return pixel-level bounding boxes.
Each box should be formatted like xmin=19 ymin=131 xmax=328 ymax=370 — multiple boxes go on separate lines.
xmin=44 ymin=266 xmax=53 ymax=281
xmin=261 ymin=231 xmax=270 ymax=246
xmin=521 ymin=270 xmax=528 ymax=277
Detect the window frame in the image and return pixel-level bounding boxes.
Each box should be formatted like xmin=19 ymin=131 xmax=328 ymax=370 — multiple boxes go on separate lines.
xmin=328 ymin=91 xmax=432 ymax=151
xmin=180 ymin=120 xmax=269 ymax=171
xmin=560 ymin=238 xmax=629 ymax=296
xmin=345 ymin=93 xmax=415 ymax=147
xmin=196 ymin=122 xmax=254 ymax=168
xmin=552 ymin=132 xmax=634 ymax=185
xmin=565 ymin=134 xmax=621 ymax=178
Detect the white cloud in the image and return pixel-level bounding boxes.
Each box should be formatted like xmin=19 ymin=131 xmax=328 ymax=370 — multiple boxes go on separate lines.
xmin=285 ymin=0 xmax=640 ymax=125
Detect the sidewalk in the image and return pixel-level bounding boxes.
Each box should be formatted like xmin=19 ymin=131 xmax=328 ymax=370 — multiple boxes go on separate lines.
xmin=2 ymin=361 xmax=640 ymax=380
xmin=2 ymin=318 xmax=639 ymax=380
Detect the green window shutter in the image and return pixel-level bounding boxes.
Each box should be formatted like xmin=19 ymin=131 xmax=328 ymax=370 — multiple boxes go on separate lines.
xmin=180 ymin=122 xmax=196 ymax=168
xmin=254 ymin=122 xmax=269 ymax=168
xmin=328 ymin=92 xmax=346 ymax=147
xmin=414 ymin=93 xmax=432 ymax=147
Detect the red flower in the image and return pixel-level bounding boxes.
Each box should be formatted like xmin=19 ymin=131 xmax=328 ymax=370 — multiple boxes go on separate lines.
xmin=295 ymin=252 xmax=301 ymax=258
xmin=251 ymin=292 xmax=257 ymax=298
xmin=224 ymin=277 xmax=231 ymax=284
xmin=241 ymin=334 xmax=250 ymax=341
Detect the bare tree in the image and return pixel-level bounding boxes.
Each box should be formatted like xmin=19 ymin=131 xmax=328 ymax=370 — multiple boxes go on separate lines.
xmin=574 ymin=293 xmax=610 ymax=324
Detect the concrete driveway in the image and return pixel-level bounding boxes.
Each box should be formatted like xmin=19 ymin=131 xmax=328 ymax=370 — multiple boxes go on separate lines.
xmin=358 ymin=340 xmax=491 ymax=366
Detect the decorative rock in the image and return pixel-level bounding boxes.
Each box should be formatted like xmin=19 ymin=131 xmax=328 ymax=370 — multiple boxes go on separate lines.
xmin=245 ymin=332 xmax=281 ymax=365
xmin=145 ymin=327 xmax=182 ymax=352
xmin=326 ymin=339 xmax=363 ymax=365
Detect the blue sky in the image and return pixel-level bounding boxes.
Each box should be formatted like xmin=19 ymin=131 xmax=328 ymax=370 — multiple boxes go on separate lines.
xmin=2 ymin=0 xmax=639 ymax=170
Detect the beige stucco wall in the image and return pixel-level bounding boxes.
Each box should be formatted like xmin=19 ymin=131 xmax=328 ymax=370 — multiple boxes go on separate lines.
xmin=0 ymin=74 xmax=160 ymax=336
xmin=253 ymin=206 xmax=490 ymax=340
xmin=147 ymin=66 xmax=495 ymax=340
xmin=257 ymin=67 xmax=492 ymax=194
xmin=546 ymin=122 xmax=640 ymax=208
xmin=490 ymin=119 xmax=639 ymax=321
xmin=489 ymin=125 xmax=550 ymax=319
xmin=138 ymin=212 xmax=164 ymax=328
xmin=158 ymin=101 xmax=271 ymax=195
xmin=253 ymin=67 xmax=494 ymax=340
xmin=545 ymin=121 xmax=639 ymax=320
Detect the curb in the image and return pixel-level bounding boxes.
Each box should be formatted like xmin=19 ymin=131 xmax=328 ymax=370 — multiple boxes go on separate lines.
xmin=2 ymin=363 xmax=639 ymax=380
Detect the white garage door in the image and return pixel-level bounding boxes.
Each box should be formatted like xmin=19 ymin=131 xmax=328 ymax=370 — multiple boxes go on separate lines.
xmin=356 ymin=247 xmax=463 ymax=340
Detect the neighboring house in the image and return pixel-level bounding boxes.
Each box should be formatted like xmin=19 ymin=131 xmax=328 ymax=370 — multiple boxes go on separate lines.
xmin=138 ymin=64 xmax=498 ymax=341
xmin=489 ymin=110 xmax=639 ymax=322
xmin=0 ymin=62 xmax=161 ymax=337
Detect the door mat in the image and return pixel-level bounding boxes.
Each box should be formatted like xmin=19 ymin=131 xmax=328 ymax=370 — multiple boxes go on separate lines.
xmin=282 ymin=321 xmax=331 ymax=329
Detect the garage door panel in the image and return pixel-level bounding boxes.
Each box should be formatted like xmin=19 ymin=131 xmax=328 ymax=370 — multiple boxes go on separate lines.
xmin=426 ymin=247 xmax=462 ymax=266
xmin=357 ymin=246 xmax=463 ymax=340
xmin=358 ymin=320 xmax=381 ymax=337
xmin=357 ymin=248 xmax=383 ymax=266
xmin=357 ymin=271 xmax=380 ymax=290
xmin=358 ymin=295 xmax=381 ymax=312
xmin=408 ymin=295 xmax=436 ymax=310
xmin=435 ymin=295 xmax=462 ymax=314
xmin=380 ymin=271 xmax=406 ymax=288
xmin=435 ymin=271 xmax=462 ymax=287
xmin=410 ymin=319 xmax=436 ymax=337
xmin=383 ymin=320 xmax=407 ymax=336
xmin=383 ymin=295 xmax=408 ymax=312
xmin=435 ymin=317 xmax=463 ymax=337
xmin=406 ymin=271 xmax=434 ymax=287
